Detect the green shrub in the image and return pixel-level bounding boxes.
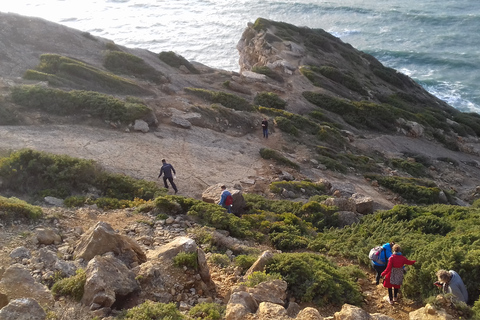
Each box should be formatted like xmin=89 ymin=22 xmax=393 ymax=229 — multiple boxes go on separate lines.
xmin=251 ymin=66 xmax=283 ymax=82
xmin=94 ymin=197 xmax=130 ymax=210
xmin=389 ymin=158 xmax=428 ymax=177
xmin=11 ymin=85 xmax=151 ymax=123
xmin=257 ymin=106 xmax=320 ymax=135
xmin=119 ymin=301 xmax=184 ymax=320
xmin=173 ymin=252 xmax=198 ymax=270
xmin=254 ymin=92 xmax=287 ymax=109
xmin=208 ymin=253 xmax=230 ymax=267
xmin=0 ymin=149 xmax=165 ymax=200
xmin=259 ymin=148 xmax=300 ymax=169
xmin=310 ymin=204 xmax=480 ymax=303
xmin=25 ymin=54 xmax=149 ymax=94
xmin=63 ymin=196 xmax=87 ymax=208
xmin=242 ymin=271 xmax=282 ymax=287
xmin=275 ymin=116 xmax=299 ymax=136
xmin=185 ymin=87 xmax=253 ymax=111
xmin=266 ymin=253 xmax=363 ymax=306
xmin=154 ymin=196 xmax=183 ymax=215
xmin=51 ymin=269 xmax=86 ymax=301
xmin=103 ymin=50 xmax=165 ymax=84
xmin=234 ymin=255 xmax=257 ymax=270
xmin=0 ymin=196 xmax=43 ymax=220
xmin=188 ymin=302 xmax=225 ymax=320
xmin=308 ymin=65 xmax=366 ymax=95
xmin=189 ymin=226 xmax=215 ymax=249
xmin=365 ymin=174 xmax=440 ymax=204
xmin=158 ymin=51 xmax=199 ymax=74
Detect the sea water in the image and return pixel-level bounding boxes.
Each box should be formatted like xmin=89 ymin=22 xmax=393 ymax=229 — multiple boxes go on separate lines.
xmin=3 ymin=0 xmax=480 ymax=113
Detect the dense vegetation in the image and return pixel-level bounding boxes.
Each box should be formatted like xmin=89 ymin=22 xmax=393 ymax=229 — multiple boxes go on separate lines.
xmin=11 ymin=85 xmax=152 ymax=123
xmin=185 ymin=87 xmax=254 ymax=112
xmin=2 ymin=150 xmax=480 ymax=317
xmin=23 ymin=54 xmax=151 ymax=95
xmin=158 ymin=51 xmax=199 ymax=74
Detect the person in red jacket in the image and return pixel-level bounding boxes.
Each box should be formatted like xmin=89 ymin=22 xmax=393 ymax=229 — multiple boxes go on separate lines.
xmin=381 ymin=244 xmax=416 ymax=305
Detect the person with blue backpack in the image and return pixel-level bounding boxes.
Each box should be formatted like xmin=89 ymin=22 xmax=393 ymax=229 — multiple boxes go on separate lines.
xmin=218 ymin=185 xmax=233 ymax=213
xmin=371 ymin=242 xmax=395 ymax=285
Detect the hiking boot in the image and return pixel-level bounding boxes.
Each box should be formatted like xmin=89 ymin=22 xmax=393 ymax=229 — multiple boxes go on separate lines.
xmin=174 ymin=190 xmax=178 ymax=194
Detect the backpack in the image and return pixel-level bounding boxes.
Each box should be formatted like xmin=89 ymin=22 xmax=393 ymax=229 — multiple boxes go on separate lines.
xmin=225 ymin=194 xmax=233 ymax=206
xmin=369 ymin=246 xmax=386 ymax=265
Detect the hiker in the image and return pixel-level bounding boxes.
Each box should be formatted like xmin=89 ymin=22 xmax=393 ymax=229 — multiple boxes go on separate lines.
xmin=381 ymin=244 xmax=416 ymax=305
xmin=158 ymin=158 xmax=178 ymax=194
xmin=218 ymin=185 xmax=233 ymax=213
xmin=261 ymin=118 xmax=269 ymax=138
xmin=371 ymin=242 xmax=395 ymax=285
xmin=434 ymin=269 xmax=468 ymax=303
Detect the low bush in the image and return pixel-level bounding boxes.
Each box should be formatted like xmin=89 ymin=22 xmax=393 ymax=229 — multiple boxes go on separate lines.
xmin=254 ymin=92 xmax=287 ymax=109
xmin=173 ymin=252 xmax=198 ymax=270
xmin=0 ymin=149 xmax=165 ymax=201
xmin=259 ymin=148 xmax=300 ymax=170
xmin=103 ymin=50 xmax=165 ymax=84
xmin=234 ymin=254 xmax=257 ymax=270
xmin=11 ymin=85 xmax=151 ymax=123
xmin=242 ymin=271 xmax=282 ymax=287
xmin=158 ymin=51 xmax=199 ymax=74
xmin=365 ymin=174 xmax=441 ymax=204
xmin=51 ymin=269 xmax=86 ymax=301
xmin=25 ymin=54 xmax=149 ymax=94
xmin=188 ymin=302 xmax=225 ymax=320
xmin=251 ymin=66 xmax=283 ymax=82
xmin=388 ymin=158 xmax=428 ymax=177
xmin=0 ymin=196 xmax=43 ymax=220
xmin=266 ymin=253 xmax=363 ymax=306
xmin=208 ymin=253 xmax=230 ymax=267
xmin=185 ymin=87 xmax=253 ymax=111
xmin=64 ymin=196 xmax=87 ymax=208
xmin=119 ymin=301 xmax=184 ymax=320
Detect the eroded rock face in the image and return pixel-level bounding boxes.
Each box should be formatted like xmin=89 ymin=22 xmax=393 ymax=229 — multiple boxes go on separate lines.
xmin=0 ymin=298 xmax=46 ymax=320
xmin=82 ymin=255 xmax=139 ymax=310
xmin=73 ymin=221 xmax=146 ymax=267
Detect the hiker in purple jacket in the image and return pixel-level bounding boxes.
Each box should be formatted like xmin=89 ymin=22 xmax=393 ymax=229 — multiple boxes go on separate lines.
xmin=158 ymin=158 xmax=178 ymax=194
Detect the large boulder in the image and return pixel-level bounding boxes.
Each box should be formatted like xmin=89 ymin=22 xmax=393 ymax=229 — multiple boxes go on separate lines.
xmin=409 ymin=304 xmax=451 ymax=320
xmin=334 ymin=304 xmax=394 ymax=320
xmin=351 ymin=193 xmax=374 ymax=215
xmin=82 ymin=255 xmax=139 ymax=310
xmin=247 ymin=279 xmax=287 ymax=305
xmin=136 ymin=236 xmax=215 ymax=302
xmin=243 ymin=250 xmax=274 ymax=280
xmin=0 ymin=264 xmax=54 ymax=307
xmin=35 ymin=228 xmax=62 ymax=245
xmin=0 ymin=298 xmax=46 ymax=320
xmin=256 ymin=302 xmax=290 ymax=320
xmin=73 ymin=221 xmax=146 ymax=267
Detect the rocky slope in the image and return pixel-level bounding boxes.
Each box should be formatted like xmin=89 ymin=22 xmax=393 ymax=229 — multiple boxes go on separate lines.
xmin=0 ymin=11 xmax=479 ymax=320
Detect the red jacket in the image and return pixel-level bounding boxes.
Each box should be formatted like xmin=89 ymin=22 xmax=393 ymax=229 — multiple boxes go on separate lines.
xmin=381 ymin=253 xmax=415 ymax=288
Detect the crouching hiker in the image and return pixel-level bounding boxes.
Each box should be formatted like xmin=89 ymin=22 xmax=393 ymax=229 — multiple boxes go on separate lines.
xmin=218 ymin=185 xmax=233 ymax=213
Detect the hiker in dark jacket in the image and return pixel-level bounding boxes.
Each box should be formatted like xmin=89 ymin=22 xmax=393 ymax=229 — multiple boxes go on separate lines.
xmin=158 ymin=158 xmax=178 ymax=194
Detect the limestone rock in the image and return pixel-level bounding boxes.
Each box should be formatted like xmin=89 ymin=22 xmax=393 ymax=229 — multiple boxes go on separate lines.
xmin=243 ymin=250 xmax=274 ymax=279
xmin=334 ymin=304 xmax=372 ymax=320
xmin=323 ymin=197 xmax=356 ymax=212
xmin=73 ymin=221 xmax=146 ymax=267
xmin=133 ymin=119 xmax=149 ymax=133
xmin=256 ymin=301 xmax=290 ymax=320
xmin=36 ymin=228 xmax=62 ymax=245
xmin=351 ymin=193 xmax=374 ymax=214
xmin=296 ymin=307 xmax=324 ymax=320
xmin=336 ymin=211 xmax=362 ymax=227
xmin=171 ymin=116 xmax=192 ymax=128
xmin=44 ymin=196 xmax=64 ymax=207
xmin=409 ymin=304 xmax=452 ymax=320
xmin=82 ymin=255 xmax=139 ymax=309
xmin=247 ymin=279 xmax=287 ymax=305
xmin=9 ymin=247 xmax=31 ymax=261
xmin=0 ymin=298 xmax=46 ymax=320
xmin=0 ymin=292 xmax=8 ymax=309
xmin=0 ymin=264 xmax=54 ymax=307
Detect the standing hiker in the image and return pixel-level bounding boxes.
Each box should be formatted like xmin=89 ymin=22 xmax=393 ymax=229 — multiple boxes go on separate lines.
xmin=218 ymin=185 xmax=233 ymax=213
xmin=261 ymin=118 xmax=269 ymax=138
xmin=158 ymin=158 xmax=178 ymax=194
xmin=381 ymin=244 xmax=416 ymax=305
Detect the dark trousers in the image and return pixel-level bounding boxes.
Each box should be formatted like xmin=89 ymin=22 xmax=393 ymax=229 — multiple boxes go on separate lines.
xmin=388 ymin=288 xmax=399 ymax=300
xmin=372 ymin=262 xmax=386 ymax=285
xmin=263 ymin=128 xmax=268 ymax=138
xmin=163 ymin=176 xmax=177 ymax=193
